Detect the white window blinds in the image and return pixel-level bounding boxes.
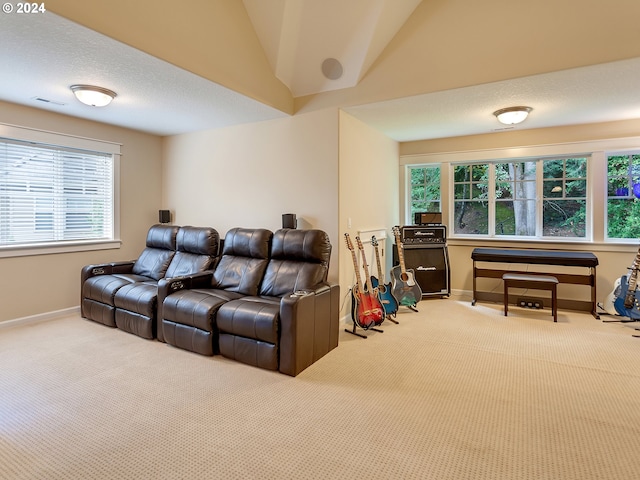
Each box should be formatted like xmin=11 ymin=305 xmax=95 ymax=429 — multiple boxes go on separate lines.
xmin=0 ymin=139 xmax=114 ymax=247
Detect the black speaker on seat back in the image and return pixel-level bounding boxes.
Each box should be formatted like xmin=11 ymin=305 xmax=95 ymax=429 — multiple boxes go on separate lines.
xmin=393 ymin=245 xmax=450 ymax=297
xmin=159 ymin=210 xmax=171 ymax=224
xmin=282 ymin=213 xmax=296 ymax=229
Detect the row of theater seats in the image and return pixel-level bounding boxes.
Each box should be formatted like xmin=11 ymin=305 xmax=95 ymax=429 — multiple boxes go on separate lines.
xmin=81 ymin=225 xmax=340 ymax=376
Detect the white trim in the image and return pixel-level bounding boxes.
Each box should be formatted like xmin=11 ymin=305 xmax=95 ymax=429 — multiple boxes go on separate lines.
xmin=0 ymin=239 xmax=122 ymax=258
xmin=0 ymin=123 xmax=122 ymax=155
xmin=0 ymin=123 xmax=121 ymax=255
xmin=399 ymin=136 xmax=640 ymax=165
xmin=0 ymin=306 xmax=80 ymax=329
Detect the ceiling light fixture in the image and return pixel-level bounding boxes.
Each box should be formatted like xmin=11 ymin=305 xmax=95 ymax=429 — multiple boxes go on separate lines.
xmin=70 ymin=84 xmax=117 ymax=107
xmin=493 ymin=106 xmax=532 ymax=125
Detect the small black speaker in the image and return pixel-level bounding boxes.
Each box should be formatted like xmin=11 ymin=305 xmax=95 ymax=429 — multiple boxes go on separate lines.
xmin=282 ymin=213 xmax=296 ymax=229
xmin=159 ymin=210 xmax=171 ymax=224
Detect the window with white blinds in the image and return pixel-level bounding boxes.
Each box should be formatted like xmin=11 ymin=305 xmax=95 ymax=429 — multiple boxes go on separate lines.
xmin=0 ymin=138 xmax=114 ymax=247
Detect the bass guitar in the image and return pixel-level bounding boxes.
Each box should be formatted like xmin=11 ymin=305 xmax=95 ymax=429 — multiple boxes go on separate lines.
xmin=344 ymin=233 xmax=384 ymax=330
xmin=613 ymin=246 xmax=640 ymax=320
xmin=370 ymin=235 xmax=399 ymax=319
xmin=390 ymin=226 xmax=422 ymax=308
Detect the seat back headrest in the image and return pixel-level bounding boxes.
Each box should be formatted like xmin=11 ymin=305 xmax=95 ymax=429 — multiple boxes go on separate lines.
xmin=221 ymin=227 xmax=271 ymax=259
xmin=271 ymin=229 xmax=331 ymax=267
xmin=176 ymin=226 xmax=219 ymax=256
xmin=259 ymin=229 xmax=332 ymax=297
xmin=212 ymin=228 xmax=273 ymax=296
xmin=146 ymin=224 xmax=179 ymax=250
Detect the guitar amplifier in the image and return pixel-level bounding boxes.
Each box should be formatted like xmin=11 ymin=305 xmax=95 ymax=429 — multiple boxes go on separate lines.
xmin=401 ymin=225 xmax=446 ymax=247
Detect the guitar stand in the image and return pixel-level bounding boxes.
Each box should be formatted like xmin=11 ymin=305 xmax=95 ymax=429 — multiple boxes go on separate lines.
xmin=345 ymin=321 xmax=383 ymax=339
xmin=386 ymin=315 xmax=399 ymax=325
xmin=601 ymin=315 xmax=636 ymax=323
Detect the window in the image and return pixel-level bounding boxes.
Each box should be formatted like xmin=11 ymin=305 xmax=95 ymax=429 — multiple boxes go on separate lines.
xmin=453 ymin=157 xmax=588 ymax=239
xmin=606 ymin=152 xmax=640 ymax=239
xmin=0 ymin=138 xmax=115 ymax=248
xmin=409 ymin=165 xmax=441 ymax=219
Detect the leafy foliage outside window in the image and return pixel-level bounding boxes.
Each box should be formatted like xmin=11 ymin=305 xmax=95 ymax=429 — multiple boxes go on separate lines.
xmin=543 ymin=158 xmax=586 ymax=237
xmin=409 ymin=166 xmax=441 ymax=220
xmin=453 ymin=158 xmax=587 ymax=238
xmin=607 ymin=153 xmax=640 ymax=239
xmin=454 ymin=164 xmax=488 ymax=234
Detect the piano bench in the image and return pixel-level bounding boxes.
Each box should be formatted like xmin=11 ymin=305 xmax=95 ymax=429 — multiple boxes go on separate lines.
xmin=502 ymin=273 xmax=559 ymax=322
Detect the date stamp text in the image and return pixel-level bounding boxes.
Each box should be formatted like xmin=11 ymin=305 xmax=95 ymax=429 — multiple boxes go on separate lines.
xmin=3 ymin=3 xmax=47 ymax=14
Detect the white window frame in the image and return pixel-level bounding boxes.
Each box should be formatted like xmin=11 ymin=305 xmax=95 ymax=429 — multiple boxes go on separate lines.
xmin=0 ymin=123 xmax=121 ymax=258
xmin=451 ymin=157 xmax=589 ymax=240
xmin=400 ymin=136 xmax=640 ymax=248
xmin=407 ymin=164 xmax=442 ymax=220
xmin=605 ymin=149 xmax=640 ymax=241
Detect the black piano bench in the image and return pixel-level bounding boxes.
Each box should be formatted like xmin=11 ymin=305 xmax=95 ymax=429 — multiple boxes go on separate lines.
xmin=502 ymin=273 xmax=559 ymax=322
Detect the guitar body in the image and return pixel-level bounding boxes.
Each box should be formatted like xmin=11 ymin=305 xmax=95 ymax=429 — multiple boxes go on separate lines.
xmin=371 ymin=275 xmax=399 ymax=317
xmin=613 ymin=274 xmax=640 ymax=320
xmin=350 ymin=286 xmax=385 ymax=329
xmin=390 ymin=265 xmax=422 ymax=307
xmin=603 ymin=277 xmax=620 ymax=315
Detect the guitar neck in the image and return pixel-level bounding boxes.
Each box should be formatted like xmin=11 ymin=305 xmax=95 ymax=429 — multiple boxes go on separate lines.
xmin=397 ymin=243 xmax=408 ymax=275
xmin=393 ymin=228 xmax=408 ymax=275
xmin=356 ymin=237 xmax=375 ymax=293
xmin=625 ymin=248 xmax=640 ymax=303
xmin=374 ymin=244 xmax=384 ymax=279
xmin=350 ymin=249 xmax=364 ymax=292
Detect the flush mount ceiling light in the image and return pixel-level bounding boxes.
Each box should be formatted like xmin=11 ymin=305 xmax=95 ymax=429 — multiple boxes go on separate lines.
xmin=70 ymin=84 xmax=117 ymax=107
xmin=493 ymin=106 xmax=532 ymax=125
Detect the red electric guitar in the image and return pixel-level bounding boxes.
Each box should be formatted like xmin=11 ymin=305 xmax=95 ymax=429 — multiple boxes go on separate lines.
xmin=345 ymin=233 xmax=384 ymax=331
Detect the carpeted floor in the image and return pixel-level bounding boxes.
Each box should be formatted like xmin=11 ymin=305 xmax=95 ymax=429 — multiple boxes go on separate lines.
xmin=1 ymin=295 xmax=639 ymax=479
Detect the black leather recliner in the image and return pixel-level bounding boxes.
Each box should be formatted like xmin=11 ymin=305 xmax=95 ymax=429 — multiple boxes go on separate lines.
xmin=81 ymin=225 xmax=219 ymax=339
xmin=114 ymin=226 xmax=219 ymax=340
xmin=81 ymin=224 xmax=180 ymax=328
xmin=160 ymin=228 xmax=340 ymax=376
xmin=160 ymin=227 xmax=273 ymax=356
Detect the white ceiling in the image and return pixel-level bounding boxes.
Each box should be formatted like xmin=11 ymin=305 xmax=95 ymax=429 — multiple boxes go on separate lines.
xmin=0 ymin=12 xmax=288 ymax=136
xmin=1 ymin=9 xmax=640 ymax=140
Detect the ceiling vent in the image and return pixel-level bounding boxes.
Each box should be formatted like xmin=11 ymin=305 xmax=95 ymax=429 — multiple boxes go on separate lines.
xmin=31 ymin=96 xmax=66 ymax=106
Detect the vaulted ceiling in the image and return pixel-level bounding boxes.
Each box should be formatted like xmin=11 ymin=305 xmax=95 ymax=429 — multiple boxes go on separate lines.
xmin=1 ymin=0 xmax=639 ymax=140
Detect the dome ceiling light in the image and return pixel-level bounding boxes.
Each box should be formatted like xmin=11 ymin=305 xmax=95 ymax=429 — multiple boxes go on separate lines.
xmin=70 ymin=84 xmax=117 ymax=107
xmin=493 ymin=106 xmax=532 ymax=125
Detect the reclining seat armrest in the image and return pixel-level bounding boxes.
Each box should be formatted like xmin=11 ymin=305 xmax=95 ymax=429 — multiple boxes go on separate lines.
xmin=80 ymin=261 xmax=135 ymax=317
xmin=81 ymin=260 xmax=135 ymax=283
xmin=278 ymin=290 xmax=317 ymax=377
xmin=156 ymin=271 xmax=214 ymax=342
xmin=278 ymin=282 xmax=338 ymax=376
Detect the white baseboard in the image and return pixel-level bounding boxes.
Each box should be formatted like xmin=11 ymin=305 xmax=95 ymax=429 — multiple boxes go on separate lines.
xmin=0 ymin=306 xmax=80 ymax=330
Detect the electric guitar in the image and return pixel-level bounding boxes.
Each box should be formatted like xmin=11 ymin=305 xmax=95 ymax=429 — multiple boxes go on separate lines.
xmin=390 ymin=226 xmax=422 ymax=307
xmin=370 ymin=235 xmax=399 ymax=318
xmin=344 ymin=233 xmax=384 ymax=330
xmin=356 ymin=236 xmax=385 ymax=326
xmin=613 ymin=246 xmax=640 ymax=320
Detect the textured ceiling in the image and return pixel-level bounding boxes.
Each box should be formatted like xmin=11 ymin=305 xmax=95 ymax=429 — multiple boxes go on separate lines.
xmin=1 ymin=8 xmax=640 ymax=140
xmin=345 ymin=57 xmax=640 ymax=141
xmin=0 ymin=12 xmax=287 ymax=136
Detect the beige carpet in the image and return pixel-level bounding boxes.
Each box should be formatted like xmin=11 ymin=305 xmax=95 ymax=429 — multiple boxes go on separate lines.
xmin=1 ymin=295 xmax=639 ymax=479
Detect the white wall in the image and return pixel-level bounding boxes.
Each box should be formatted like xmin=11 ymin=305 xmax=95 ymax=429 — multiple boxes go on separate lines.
xmin=0 ymin=101 xmax=163 ymax=323
xmin=162 ymin=108 xmax=340 ymax=281
xmin=339 ymin=111 xmax=400 ymax=322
